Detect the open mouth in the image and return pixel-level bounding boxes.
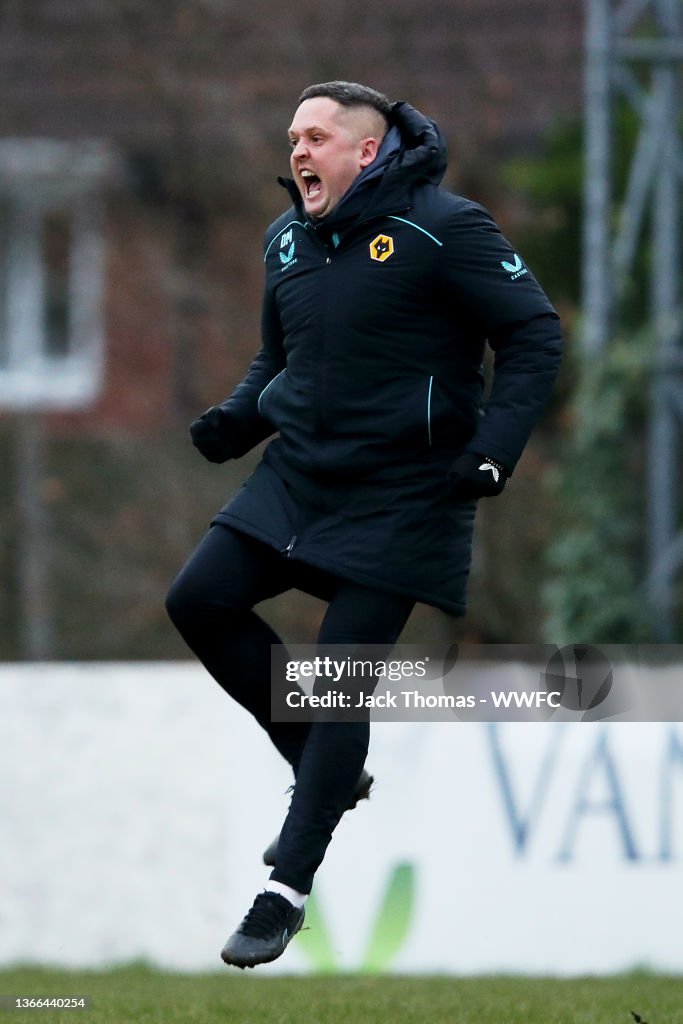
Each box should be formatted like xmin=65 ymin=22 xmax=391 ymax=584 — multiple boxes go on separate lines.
xmin=300 ymin=169 xmax=322 ymax=199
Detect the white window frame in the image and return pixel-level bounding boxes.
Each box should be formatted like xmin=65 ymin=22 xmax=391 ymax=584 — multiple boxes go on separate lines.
xmin=0 ymin=140 xmax=112 ymax=410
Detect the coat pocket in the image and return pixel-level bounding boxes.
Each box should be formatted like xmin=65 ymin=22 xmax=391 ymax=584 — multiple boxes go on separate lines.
xmin=426 ymin=376 xmax=480 ymax=449
xmin=426 ymin=376 xmax=434 ymax=446
xmin=257 ymin=369 xmax=286 ymax=418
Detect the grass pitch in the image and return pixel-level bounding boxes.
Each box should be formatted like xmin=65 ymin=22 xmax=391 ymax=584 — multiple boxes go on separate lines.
xmin=0 ymin=966 xmax=681 ymax=1024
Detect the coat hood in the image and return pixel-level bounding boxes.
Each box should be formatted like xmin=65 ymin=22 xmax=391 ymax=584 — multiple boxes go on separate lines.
xmin=279 ymin=101 xmax=447 ymax=229
xmin=384 ymin=100 xmax=447 ymax=188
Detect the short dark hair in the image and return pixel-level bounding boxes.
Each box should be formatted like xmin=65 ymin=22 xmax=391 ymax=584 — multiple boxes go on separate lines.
xmin=298 ymin=81 xmax=392 ymax=126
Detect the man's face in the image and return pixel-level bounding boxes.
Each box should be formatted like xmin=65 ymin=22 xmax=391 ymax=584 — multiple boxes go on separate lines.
xmin=288 ymin=97 xmax=381 ymax=219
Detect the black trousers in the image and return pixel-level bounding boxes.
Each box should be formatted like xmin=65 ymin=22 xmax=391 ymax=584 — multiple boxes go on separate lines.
xmin=165 ymin=523 xmax=414 ymax=893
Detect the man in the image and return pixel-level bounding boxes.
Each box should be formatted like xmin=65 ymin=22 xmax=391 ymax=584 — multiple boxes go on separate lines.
xmin=166 ymin=81 xmax=562 ymax=968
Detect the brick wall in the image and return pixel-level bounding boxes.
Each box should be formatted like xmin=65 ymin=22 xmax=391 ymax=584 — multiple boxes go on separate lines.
xmin=0 ymin=0 xmax=583 ymax=434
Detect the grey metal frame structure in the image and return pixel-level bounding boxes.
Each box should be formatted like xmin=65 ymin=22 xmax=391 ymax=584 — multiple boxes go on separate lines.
xmin=583 ymin=0 xmax=682 ymax=640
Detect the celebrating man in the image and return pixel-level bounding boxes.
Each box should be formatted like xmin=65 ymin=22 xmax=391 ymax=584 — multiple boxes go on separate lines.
xmin=166 ymin=81 xmax=562 ymax=968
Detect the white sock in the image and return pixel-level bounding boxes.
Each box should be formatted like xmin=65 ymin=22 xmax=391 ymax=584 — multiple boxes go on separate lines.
xmin=266 ymin=879 xmax=307 ymax=909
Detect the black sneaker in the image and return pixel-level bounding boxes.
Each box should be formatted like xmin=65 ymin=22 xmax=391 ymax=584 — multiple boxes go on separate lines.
xmin=262 ymin=768 xmax=374 ymax=867
xmin=221 ymin=891 xmax=305 ymax=969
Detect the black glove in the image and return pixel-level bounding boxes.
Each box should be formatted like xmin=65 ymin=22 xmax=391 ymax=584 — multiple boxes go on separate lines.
xmin=448 ymin=452 xmax=508 ymax=499
xmin=189 ymin=406 xmax=237 ymax=463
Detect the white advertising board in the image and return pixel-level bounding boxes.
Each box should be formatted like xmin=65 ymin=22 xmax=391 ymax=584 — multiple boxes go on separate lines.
xmin=1 ymin=663 xmax=682 ymax=974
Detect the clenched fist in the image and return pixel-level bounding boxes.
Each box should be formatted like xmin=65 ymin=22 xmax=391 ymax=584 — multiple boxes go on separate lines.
xmin=448 ymin=452 xmax=508 ymax=499
xmin=189 ymin=406 xmax=237 ymax=464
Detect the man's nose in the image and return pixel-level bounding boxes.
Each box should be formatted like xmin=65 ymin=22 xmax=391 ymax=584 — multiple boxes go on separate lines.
xmin=291 ymin=139 xmax=309 ymax=160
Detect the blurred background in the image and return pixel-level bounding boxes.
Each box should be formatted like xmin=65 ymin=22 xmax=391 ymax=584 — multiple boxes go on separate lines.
xmin=0 ymin=0 xmax=680 ymax=657
xmin=2 ymin=0 xmax=683 ymax=985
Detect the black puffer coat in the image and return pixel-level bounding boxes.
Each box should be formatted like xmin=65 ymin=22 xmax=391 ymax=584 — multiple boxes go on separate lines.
xmin=212 ymin=103 xmax=562 ymax=615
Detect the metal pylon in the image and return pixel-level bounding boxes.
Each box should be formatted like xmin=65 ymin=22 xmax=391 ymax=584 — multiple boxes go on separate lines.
xmin=583 ymin=0 xmax=683 ymax=640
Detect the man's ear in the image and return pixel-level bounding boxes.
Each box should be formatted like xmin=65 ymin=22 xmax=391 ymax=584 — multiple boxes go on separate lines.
xmin=359 ymin=136 xmax=380 ymax=168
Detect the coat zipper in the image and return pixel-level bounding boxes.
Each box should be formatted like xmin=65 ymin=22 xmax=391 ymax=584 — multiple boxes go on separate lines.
xmin=317 ymin=238 xmax=335 ymax=434
xmin=427 ymin=376 xmax=434 ymax=446
xmin=310 ymin=221 xmax=398 ymax=437
xmin=281 ymin=535 xmax=297 ymax=557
